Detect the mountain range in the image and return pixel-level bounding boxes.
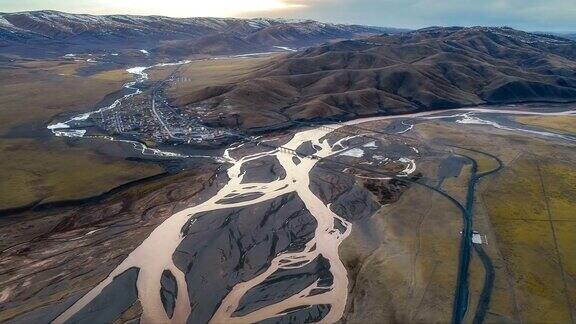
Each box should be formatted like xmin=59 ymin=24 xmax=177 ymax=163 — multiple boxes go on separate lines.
xmin=0 ymin=10 xmax=401 ymax=57
xmin=3 ymin=11 xmax=576 ymax=133
xmin=170 ymin=26 xmax=576 ymax=131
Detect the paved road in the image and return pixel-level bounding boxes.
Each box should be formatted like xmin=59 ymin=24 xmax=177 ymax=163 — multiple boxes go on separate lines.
xmin=449 ymin=146 xmax=503 ymax=324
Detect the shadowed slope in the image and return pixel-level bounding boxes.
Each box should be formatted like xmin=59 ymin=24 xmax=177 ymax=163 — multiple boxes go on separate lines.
xmin=171 ymin=27 xmax=576 ymax=132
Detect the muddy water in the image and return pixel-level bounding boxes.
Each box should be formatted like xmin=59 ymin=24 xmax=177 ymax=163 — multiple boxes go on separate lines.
xmin=52 ymin=106 xmax=576 ymax=324
xmin=211 ymin=128 xmax=353 ymax=323
xmin=53 ymin=125 xmax=356 ymax=323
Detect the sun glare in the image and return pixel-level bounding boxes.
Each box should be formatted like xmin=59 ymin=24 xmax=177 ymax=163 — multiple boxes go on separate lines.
xmin=97 ymin=0 xmax=305 ymax=17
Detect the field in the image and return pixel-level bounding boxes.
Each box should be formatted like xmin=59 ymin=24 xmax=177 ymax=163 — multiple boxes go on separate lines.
xmin=516 ymin=115 xmax=576 ymax=134
xmin=0 ymin=138 xmax=162 ymax=209
xmin=0 ymin=59 xmax=164 ymax=210
xmin=339 ymin=113 xmax=576 ymax=323
xmin=0 ymin=60 xmax=130 ymax=134
xmin=168 ymin=55 xmax=278 ymax=101
xmin=422 ymin=117 xmax=576 ymax=323
xmin=482 ymin=156 xmax=576 ymax=323
xmin=340 ymin=183 xmax=463 ymax=322
xmin=165 ymin=55 xmax=279 ymax=114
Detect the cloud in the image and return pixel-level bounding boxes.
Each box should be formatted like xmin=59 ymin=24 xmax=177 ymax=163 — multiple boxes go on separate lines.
xmin=1 ymin=0 xmax=575 ymax=31
xmin=1 ymin=0 xmax=306 ymax=18
xmin=97 ymin=0 xmax=307 ymax=17
xmin=242 ymin=0 xmax=576 ymax=31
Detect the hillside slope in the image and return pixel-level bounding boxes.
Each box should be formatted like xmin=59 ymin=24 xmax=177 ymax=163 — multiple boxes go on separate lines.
xmin=170 ymin=27 xmax=576 ymax=131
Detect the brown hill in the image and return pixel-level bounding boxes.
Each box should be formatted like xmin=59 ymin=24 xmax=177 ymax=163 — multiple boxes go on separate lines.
xmin=157 ymin=33 xmax=269 ymax=57
xmin=171 ymin=27 xmax=576 ymax=132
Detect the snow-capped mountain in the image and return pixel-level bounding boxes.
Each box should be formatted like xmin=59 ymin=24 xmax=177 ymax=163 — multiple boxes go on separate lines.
xmin=0 ymin=10 xmax=402 ymax=57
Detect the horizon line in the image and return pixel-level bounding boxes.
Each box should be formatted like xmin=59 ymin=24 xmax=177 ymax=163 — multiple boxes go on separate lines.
xmin=1 ymin=9 xmax=575 ymax=34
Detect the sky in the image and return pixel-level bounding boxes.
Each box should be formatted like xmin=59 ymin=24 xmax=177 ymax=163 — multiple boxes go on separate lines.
xmin=1 ymin=0 xmax=575 ymax=32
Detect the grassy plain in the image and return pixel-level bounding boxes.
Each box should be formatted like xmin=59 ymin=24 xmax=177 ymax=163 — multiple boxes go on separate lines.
xmin=340 ymin=115 xmax=576 ymax=323
xmin=516 ymin=115 xmax=576 ymax=134
xmin=483 ymin=157 xmax=576 ymax=323
xmin=0 ymin=59 xmax=163 ymax=210
xmin=0 ymin=60 xmax=130 ymax=134
xmin=419 ymin=118 xmax=576 ymax=323
xmin=340 ymin=179 xmax=463 ymax=322
xmin=0 ymin=138 xmax=162 ymax=209
xmin=440 ymin=162 xmax=472 ymax=205
xmin=167 ymin=56 xmax=277 ymax=105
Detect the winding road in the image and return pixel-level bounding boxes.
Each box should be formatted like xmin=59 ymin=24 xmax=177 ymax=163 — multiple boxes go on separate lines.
xmin=448 ymin=146 xmax=503 ymax=324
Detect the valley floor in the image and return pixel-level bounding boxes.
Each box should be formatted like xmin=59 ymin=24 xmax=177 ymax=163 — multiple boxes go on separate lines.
xmin=1 ymin=103 xmax=575 ymax=323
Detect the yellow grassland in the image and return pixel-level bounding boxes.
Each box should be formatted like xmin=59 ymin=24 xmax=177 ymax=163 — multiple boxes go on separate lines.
xmin=0 ymin=138 xmax=162 ymax=210
xmin=0 ymin=60 xmax=130 ymax=135
xmin=167 ymin=56 xmax=277 ymax=101
xmin=419 ymin=119 xmax=576 ymax=323
xmin=516 ymin=115 xmax=576 ymax=134
xmin=341 ymin=182 xmax=463 ymax=322
xmin=0 ymin=60 xmax=163 ymax=210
